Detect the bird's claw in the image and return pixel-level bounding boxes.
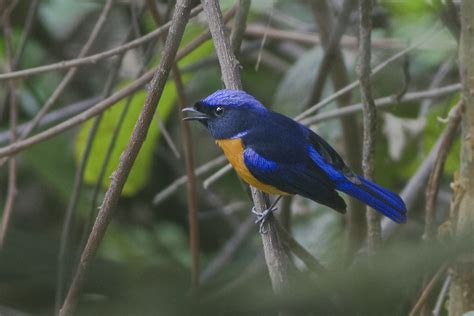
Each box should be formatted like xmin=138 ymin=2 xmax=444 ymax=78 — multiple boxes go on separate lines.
xmin=251 ymin=206 xmax=278 ymax=234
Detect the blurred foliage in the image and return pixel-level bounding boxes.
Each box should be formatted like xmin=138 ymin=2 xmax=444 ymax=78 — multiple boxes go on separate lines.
xmin=0 ymin=0 xmax=469 ymax=315
xmin=75 ymin=25 xmax=213 ymax=196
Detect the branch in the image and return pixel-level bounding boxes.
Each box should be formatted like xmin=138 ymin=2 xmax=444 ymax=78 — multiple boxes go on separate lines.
xmin=424 ymin=101 xmax=463 ymax=241
xmin=152 ymin=155 xmax=227 ymax=205
xmin=244 ymin=24 xmax=407 ymax=50
xmin=0 ymin=11 xmax=18 ymax=247
xmin=0 ymin=6 xmax=204 ymax=81
xmin=0 ymin=97 xmax=99 ymax=145
xmin=433 ymin=275 xmax=452 ymax=316
xmin=358 ymin=0 xmax=381 ymax=254
xmin=409 ymin=264 xmax=448 ymax=316
xmin=146 ymin=0 xmax=201 ymax=289
xmin=230 ymin=0 xmax=251 ymax=59
xmin=200 ymin=216 xmax=254 ymax=283
xmin=276 ymin=223 xmax=327 ymax=274
xmin=55 ymin=21 xmax=135 ymax=314
xmin=58 ymin=1 xmax=193 ymax=314
xmin=303 ymin=84 xmax=462 ymax=125
xmin=0 ymin=11 xmax=222 ymax=160
xmin=201 ymin=0 xmax=292 ymax=299
xmin=307 ymin=0 xmax=357 ymax=107
xmin=16 ymin=0 xmax=114 ymax=145
xmin=310 ymin=0 xmax=365 ymax=264
xmin=296 ymin=25 xmax=441 ymax=121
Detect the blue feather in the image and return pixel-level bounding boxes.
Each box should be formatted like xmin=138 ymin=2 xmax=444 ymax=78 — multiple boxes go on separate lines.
xmin=337 ymin=178 xmax=407 ymax=223
xmin=308 ymin=144 xmax=407 ymax=223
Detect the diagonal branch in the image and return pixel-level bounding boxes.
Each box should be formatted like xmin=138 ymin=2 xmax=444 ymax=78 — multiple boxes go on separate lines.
xmin=146 ymin=0 xmax=201 ymax=289
xmin=0 ymin=6 xmax=204 ymax=81
xmin=58 ymin=1 xmax=194 ymax=314
xmin=0 ymin=11 xmax=18 ymax=248
xmin=423 ymin=102 xmax=463 ymax=241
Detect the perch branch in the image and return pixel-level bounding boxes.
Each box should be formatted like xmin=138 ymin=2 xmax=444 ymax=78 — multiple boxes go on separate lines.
xmin=201 ymin=0 xmax=292 ymax=300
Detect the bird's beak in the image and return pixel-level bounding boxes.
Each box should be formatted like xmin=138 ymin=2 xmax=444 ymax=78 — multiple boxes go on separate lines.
xmin=182 ymin=107 xmax=209 ymax=122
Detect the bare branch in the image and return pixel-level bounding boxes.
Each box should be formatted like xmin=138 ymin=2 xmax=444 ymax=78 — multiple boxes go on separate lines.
xmin=296 ymin=26 xmax=441 ymax=121
xmin=244 ymin=24 xmax=408 ymax=50
xmin=59 ymin=1 xmax=193 ymax=314
xmin=310 ymin=0 xmax=364 ymax=264
xmin=409 ymin=265 xmax=447 ymax=316
xmin=146 ymin=0 xmax=201 ymax=289
xmin=433 ymin=275 xmax=452 ymax=316
xmin=201 ymin=216 xmax=254 ymax=283
xmin=0 ymin=12 xmax=18 ymax=247
xmin=424 ymin=102 xmax=463 ymax=241
xmin=358 ymin=0 xmax=381 ymax=254
xmin=16 ymin=0 xmax=115 ymax=145
xmin=303 ymin=83 xmax=462 ymax=125
xmin=0 ymin=6 xmax=204 ymax=81
xmin=201 ymin=0 xmax=292 ymax=299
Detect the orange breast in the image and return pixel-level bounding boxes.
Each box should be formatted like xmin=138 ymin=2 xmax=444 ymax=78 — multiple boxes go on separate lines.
xmin=216 ymin=138 xmax=289 ymax=195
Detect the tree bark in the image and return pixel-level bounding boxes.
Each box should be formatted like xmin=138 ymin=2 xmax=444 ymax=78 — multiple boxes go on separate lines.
xmin=449 ymin=1 xmax=474 ymax=315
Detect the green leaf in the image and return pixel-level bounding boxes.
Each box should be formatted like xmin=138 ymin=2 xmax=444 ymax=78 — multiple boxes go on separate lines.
xmin=75 ymin=86 xmax=175 ymax=196
xmin=75 ymin=24 xmax=213 ymax=196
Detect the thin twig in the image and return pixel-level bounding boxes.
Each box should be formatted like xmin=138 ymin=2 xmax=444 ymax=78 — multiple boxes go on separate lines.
xmin=303 ymin=83 xmax=461 ymax=125
xmin=358 ymin=0 xmax=381 ymax=255
xmin=153 ymin=155 xmax=227 ymax=205
xmin=17 ymin=0 xmax=114 ymax=144
xmin=433 ymin=275 xmax=452 ymax=316
xmin=296 ymin=26 xmax=441 ymax=121
xmin=59 ymin=1 xmax=193 ymax=315
xmin=419 ymin=59 xmax=453 ymax=117
xmin=203 ymin=163 xmax=233 ymax=189
xmin=146 ymin=0 xmax=201 ymax=289
xmin=200 ymin=216 xmax=255 ymax=283
xmin=201 ymin=0 xmax=292 ymax=301
xmin=311 ymin=0 xmax=364 ymax=265
xmin=0 ymin=12 xmax=18 ymax=248
xmin=244 ymin=24 xmax=407 ymax=50
xmin=0 ymin=0 xmax=38 ymax=122
xmin=408 ymin=264 xmax=447 ymax=316
xmin=380 ymin=108 xmax=463 ymax=240
xmin=424 ymin=102 xmax=463 ymax=241
xmin=276 ymin=222 xmax=327 ymax=274
xmin=54 ymin=27 xmax=132 ymax=315
xmin=0 ymin=12 xmax=223 ymax=160
xmin=12 ymin=0 xmax=39 ymax=67
xmin=307 ymin=0 xmax=357 ymax=107
xmin=0 ymin=6 xmax=204 ymax=81
xmin=230 ymin=0 xmax=251 ymax=59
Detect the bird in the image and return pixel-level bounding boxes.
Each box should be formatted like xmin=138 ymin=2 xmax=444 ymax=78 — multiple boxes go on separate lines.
xmin=183 ymin=89 xmax=407 ymax=231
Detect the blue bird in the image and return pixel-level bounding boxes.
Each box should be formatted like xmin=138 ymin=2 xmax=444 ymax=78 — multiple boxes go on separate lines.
xmin=183 ymin=89 xmax=407 ymax=229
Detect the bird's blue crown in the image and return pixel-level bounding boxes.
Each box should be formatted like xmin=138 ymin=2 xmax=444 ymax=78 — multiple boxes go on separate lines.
xmin=200 ymin=89 xmax=267 ymax=110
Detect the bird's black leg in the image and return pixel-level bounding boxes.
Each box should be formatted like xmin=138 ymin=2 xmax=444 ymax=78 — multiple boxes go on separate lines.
xmin=251 ymin=196 xmax=283 ymax=233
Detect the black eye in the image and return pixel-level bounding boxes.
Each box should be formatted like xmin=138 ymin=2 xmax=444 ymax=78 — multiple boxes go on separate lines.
xmin=214 ymin=106 xmax=224 ymax=116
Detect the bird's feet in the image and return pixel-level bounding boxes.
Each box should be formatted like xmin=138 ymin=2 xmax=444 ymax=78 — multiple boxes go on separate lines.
xmin=251 ymin=205 xmax=278 ymax=234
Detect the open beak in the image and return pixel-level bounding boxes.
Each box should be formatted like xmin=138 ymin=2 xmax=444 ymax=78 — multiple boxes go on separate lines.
xmin=182 ymin=107 xmax=209 ymax=122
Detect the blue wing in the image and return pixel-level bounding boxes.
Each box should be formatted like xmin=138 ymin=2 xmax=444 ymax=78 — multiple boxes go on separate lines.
xmin=243 ymin=146 xmax=347 ymax=212
xmin=241 ymin=110 xmax=406 ymax=223
xmin=307 ymin=131 xmax=407 ymax=223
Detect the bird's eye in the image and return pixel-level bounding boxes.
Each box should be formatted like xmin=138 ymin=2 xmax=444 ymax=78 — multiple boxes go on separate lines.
xmin=214 ymin=106 xmax=224 ymax=116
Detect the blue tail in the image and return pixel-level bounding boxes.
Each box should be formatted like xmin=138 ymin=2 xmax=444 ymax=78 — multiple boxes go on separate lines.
xmin=336 ymin=176 xmax=407 ymax=223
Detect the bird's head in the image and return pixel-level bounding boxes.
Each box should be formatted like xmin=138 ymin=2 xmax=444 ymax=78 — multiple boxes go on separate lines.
xmin=183 ymin=89 xmax=267 ymax=139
